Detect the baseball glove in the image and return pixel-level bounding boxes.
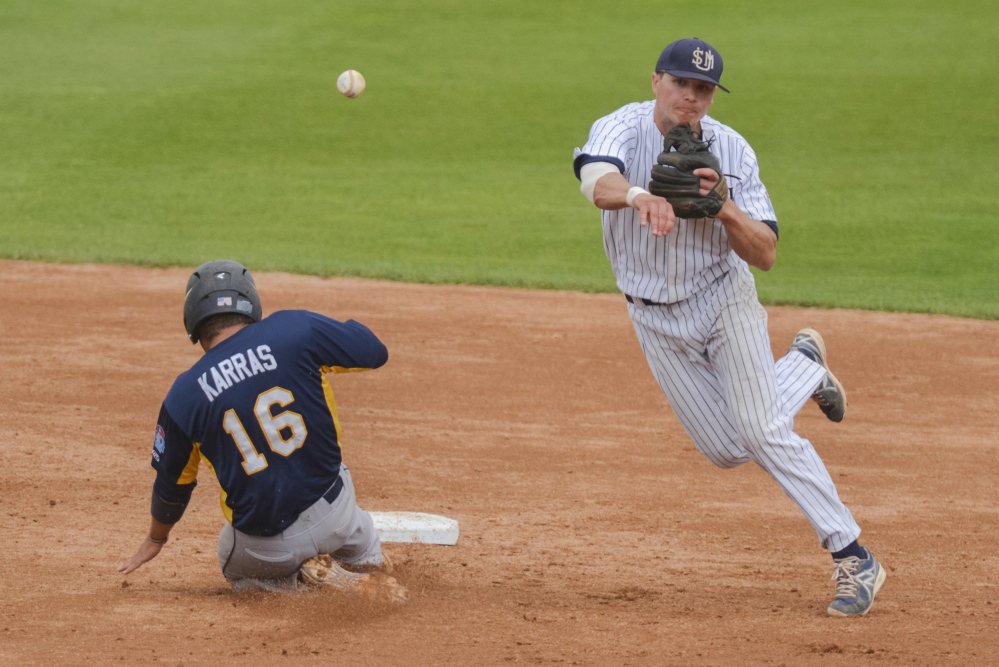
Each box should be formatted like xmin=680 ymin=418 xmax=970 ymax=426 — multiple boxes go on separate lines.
xmin=648 ymin=124 xmax=728 ymax=219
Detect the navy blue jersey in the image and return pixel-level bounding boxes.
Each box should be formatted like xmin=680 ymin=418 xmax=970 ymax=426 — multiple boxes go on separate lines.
xmin=150 ymin=310 xmax=388 ymax=536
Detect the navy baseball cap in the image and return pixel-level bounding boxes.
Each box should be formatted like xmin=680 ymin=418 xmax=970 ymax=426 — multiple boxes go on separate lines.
xmin=655 ymin=38 xmax=730 ymax=93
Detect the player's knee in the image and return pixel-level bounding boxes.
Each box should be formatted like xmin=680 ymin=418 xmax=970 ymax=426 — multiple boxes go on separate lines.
xmin=708 ymin=452 xmax=750 ymax=469
xmin=728 ymin=410 xmax=786 ymax=446
xmin=735 ymin=420 xmax=795 ymax=456
xmin=689 ymin=439 xmax=751 ymax=469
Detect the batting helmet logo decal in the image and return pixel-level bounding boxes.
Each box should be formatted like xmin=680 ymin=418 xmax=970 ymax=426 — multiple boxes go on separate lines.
xmin=692 ymin=47 xmax=715 ymax=72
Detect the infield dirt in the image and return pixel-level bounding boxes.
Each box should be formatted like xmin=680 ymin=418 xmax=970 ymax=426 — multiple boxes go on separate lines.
xmin=1 ymin=260 xmax=996 ymax=666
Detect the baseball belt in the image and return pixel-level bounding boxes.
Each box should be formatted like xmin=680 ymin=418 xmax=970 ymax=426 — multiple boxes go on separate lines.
xmin=322 ymin=474 xmax=344 ymax=504
xmin=625 ymin=294 xmax=666 ymax=307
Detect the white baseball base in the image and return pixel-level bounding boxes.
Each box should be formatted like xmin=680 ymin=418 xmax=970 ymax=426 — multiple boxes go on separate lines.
xmin=370 ymin=511 xmax=459 ymax=545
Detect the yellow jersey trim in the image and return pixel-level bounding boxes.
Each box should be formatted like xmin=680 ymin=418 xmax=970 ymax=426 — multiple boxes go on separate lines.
xmin=320 ymin=374 xmax=343 ymax=443
xmin=318 ymin=366 xmax=347 ymax=443
xmin=323 ymin=366 xmax=373 ymax=374
xmin=177 ymin=442 xmax=202 ymax=485
xmin=198 ymin=448 xmax=234 ymax=524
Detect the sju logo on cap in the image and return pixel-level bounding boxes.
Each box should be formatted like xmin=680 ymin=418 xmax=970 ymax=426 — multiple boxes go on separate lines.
xmin=692 ymin=47 xmax=715 ymax=72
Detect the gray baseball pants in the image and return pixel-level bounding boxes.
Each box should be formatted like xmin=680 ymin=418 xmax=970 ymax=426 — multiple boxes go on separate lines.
xmin=217 ymin=466 xmax=382 ymax=591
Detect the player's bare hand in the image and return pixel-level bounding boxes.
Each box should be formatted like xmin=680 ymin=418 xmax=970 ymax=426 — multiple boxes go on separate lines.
xmin=693 ymin=168 xmax=721 ymax=196
xmin=117 ymin=537 xmax=165 ymax=575
xmin=634 ymin=193 xmax=675 ymax=236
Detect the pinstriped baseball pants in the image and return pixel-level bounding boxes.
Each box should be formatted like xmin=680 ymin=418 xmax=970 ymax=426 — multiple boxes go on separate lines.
xmin=627 ymin=267 xmax=861 ymax=552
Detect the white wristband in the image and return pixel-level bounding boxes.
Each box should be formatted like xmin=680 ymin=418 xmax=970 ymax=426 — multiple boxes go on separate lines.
xmin=626 ymin=186 xmax=650 ymax=207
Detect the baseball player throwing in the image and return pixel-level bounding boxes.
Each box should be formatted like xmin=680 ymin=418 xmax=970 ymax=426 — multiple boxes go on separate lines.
xmin=573 ymin=38 xmax=885 ymax=616
xmin=118 ymin=260 xmax=405 ymax=601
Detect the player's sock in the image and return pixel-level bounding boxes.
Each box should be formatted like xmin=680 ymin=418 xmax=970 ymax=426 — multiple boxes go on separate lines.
xmin=831 ymin=540 xmax=867 ymax=561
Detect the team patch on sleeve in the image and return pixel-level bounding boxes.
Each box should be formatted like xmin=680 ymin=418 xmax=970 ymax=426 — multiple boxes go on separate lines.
xmin=152 ymin=424 xmax=166 ymax=462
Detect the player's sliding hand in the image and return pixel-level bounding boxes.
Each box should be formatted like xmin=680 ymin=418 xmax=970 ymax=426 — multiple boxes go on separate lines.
xmin=117 ymin=537 xmax=165 ymax=575
xmin=693 ymin=168 xmax=720 ymax=196
xmin=634 ymin=193 xmax=676 ymax=237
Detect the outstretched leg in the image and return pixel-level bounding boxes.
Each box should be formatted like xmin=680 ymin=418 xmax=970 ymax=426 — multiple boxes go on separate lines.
xmin=708 ymin=288 xmax=860 ymax=552
xmin=627 ymin=271 xmax=862 ymax=551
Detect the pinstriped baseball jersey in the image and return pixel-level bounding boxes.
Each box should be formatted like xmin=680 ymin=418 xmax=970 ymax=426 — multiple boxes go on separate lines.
xmin=573 ymin=95 xmax=863 ymax=555
xmin=573 ymin=101 xmax=777 ymax=304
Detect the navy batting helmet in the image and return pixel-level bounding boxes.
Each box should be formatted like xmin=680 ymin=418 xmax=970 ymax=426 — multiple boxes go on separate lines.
xmin=183 ymin=259 xmax=262 ymax=343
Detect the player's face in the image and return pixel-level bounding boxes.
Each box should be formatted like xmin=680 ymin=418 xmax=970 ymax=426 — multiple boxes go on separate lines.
xmin=652 ymin=74 xmax=716 ymax=129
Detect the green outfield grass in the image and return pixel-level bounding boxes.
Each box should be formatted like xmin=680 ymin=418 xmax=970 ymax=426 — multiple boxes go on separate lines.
xmin=1 ymin=0 xmax=996 ymax=318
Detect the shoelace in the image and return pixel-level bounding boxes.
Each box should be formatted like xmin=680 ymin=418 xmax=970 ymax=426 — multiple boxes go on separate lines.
xmin=831 ymin=557 xmax=861 ymax=598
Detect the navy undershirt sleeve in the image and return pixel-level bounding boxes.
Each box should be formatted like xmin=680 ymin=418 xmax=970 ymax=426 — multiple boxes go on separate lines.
xmin=760 ymin=220 xmax=779 ymax=239
xmin=573 ymin=154 xmax=626 ymax=180
xmin=150 ymin=484 xmax=195 ymax=524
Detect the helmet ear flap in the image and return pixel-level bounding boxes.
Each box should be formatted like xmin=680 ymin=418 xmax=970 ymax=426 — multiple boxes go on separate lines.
xmin=183 ymin=260 xmax=262 ymax=343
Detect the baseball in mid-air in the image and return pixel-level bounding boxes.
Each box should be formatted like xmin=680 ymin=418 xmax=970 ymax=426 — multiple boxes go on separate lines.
xmin=336 ymin=70 xmax=365 ymax=98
